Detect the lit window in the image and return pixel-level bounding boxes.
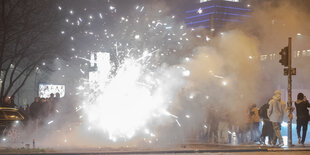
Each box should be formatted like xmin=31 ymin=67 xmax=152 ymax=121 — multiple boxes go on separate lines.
xmin=260 ymin=55 xmax=267 ymax=61
xmin=269 ymin=54 xmax=273 ymax=60
xmin=297 ymin=51 xmax=301 ymax=57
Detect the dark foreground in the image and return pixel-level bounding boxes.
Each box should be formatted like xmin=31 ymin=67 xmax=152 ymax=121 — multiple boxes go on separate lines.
xmin=1 ymin=144 xmax=310 ymax=155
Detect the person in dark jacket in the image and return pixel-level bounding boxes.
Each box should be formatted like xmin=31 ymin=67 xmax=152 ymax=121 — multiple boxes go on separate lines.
xmin=29 ymin=97 xmax=41 ymax=130
xmin=259 ymin=99 xmax=275 ymax=145
xmin=29 ymin=97 xmax=41 ymax=120
xmin=295 ymin=93 xmax=310 ymax=145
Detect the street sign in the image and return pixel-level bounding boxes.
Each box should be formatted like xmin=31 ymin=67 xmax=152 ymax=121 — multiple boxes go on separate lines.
xmin=284 ymin=68 xmax=296 ymax=76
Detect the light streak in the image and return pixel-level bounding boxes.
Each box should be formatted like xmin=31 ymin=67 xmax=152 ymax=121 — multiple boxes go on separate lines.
xmin=48 ymin=120 xmax=54 ymax=125
xmin=175 ymin=119 xmax=181 ymax=127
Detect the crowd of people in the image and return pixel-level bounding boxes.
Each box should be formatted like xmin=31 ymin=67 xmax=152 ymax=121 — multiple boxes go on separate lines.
xmin=4 ymin=93 xmax=62 ymax=129
xmin=203 ymin=90 xmax=310 ymax=146
xmin=1 ymin=90 xmax=309 ymax=146
xmin=27 ymin=93 xmax=61 ymax=127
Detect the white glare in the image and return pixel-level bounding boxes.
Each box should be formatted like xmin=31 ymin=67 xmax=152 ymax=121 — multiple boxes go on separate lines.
xmin=222 ymin=81 xmax=228 ymax=86
xmin=182 ymin=70 xmax=190 ymax=77
xmin=134 ymin=35 xmax=140 ymax=40
xmin=83 ymin=53 xmax=183 ymax=141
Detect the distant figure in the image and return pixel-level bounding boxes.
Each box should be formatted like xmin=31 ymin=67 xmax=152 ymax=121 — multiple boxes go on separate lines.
xmin=29 ymin=97 xmax=41 ymax=120
xmin=55 ymin=93 xmax=60 ymax=102
xmin=259 ymin=99 xmax=275 ymax=145
xmin=10 ymin=95 xmax=16 ymax=108
xmin=249 ymin=104 xmax=260 ymax=142
xmin=268 ymin=90 xmax=286 ymax=146
xmin=3 ymin=96 xmax=11 ymax=107
xmin=295 ymin=93 xmax=310 ymax=145
xmin=29 ymin=97 xmax=41 ymax=130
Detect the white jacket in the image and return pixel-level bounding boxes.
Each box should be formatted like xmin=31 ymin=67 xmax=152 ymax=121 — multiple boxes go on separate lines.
xmin=267 ymin=95 xmax=286 ymax=122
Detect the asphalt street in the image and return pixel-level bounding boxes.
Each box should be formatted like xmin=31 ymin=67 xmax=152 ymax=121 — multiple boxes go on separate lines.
xmin=1 ymin=143 xmax=310 ymax=154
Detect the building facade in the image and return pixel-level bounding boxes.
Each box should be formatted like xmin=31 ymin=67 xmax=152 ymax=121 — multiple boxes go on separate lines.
xmin=185 ymin=0 xmax=251 ymax=33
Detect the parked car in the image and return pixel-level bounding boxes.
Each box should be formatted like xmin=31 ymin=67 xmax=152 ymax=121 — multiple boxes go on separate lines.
xmin=0 ymin=107 xmax=25 ymax=143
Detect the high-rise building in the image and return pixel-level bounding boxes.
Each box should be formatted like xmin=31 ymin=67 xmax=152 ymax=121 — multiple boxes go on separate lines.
xmin=185 ymin=0 xmax=252 ymax=33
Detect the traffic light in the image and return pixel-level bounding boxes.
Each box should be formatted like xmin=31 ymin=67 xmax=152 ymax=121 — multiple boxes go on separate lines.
xmin=279 ymin=46 xmax=288 ymax=67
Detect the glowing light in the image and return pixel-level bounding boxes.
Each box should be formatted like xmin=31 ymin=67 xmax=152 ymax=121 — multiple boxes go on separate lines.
xmin=58 ymin=6 xmax=62 ymax=10
xmin=42 ymin=62 xmax=46 ymax=66
xmin=222 ymin=81 xmax=227 ymax=86
xmin=185 ymin=115 xmax=190 ymax=118
xmin=77 ymin=86 xmax=85 ymax=90
xmin=206 ymin=36 xmax=211 ymax=42
xmin=281 ymin=122 xmax=288 ymax=127
xmin=61 ymin=31 xmax=65 ymax=34
xmin=48 ymin=120 xmax=54 ymax=125
xmin=70 ymin=10 xmax=74 ymax=14
xmin=297 ymin=33 xmax=302 ymax=36
xmin=182 ymin=70 xmax=190 ymax=77
xmin=249 ymin=56 xmax=253 ymax=59
xmin=110 ymin=6 xmax=115 ymax=10
xmin=189 ymin=93 xmax=195 ymax=99
xmin=134 ymin=34 xmax=140 ymax=40
xmin=197 ymin=8 xmax=203 ymax=14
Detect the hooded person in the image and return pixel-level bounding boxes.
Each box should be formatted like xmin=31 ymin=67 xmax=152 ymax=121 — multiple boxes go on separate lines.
xmin=267 ymin=90 xmax=287 ymax=146
xmin=294 ymin=93 xmax=310 ymax=145
xmin=249 ymin=103 xmax=260 ymax=142
xmin=259 ymin=98 xmax=275 ymax=145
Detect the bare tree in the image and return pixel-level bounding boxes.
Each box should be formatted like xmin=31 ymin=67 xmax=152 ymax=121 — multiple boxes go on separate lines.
xmin=0 ymin=0 xmax=78 ymax=105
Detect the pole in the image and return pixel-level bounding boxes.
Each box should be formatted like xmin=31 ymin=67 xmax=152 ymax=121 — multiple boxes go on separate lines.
xmin=287 ymin=37 xmax=292 ymax=146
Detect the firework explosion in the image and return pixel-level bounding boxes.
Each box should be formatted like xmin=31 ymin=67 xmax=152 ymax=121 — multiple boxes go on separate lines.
xmin=57 ymin=1 xmax=197 ymax=143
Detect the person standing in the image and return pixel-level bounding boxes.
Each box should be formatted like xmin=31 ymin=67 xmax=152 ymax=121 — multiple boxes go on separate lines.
xmin=268 ymin=90 xmax=286 ymax=146
xmin=295 ymin=93 xmax=310 ymax=145
xmin=249 ymin=104 xmax=260 ymax=142
xmin=29 ymin=97 xmax=41 ymax=130
xmin=259 ymin=99 xmax=275 ymax=145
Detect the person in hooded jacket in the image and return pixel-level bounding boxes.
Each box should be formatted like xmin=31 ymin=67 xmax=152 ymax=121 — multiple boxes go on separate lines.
xmin=295 ymin=93 xmax=310 ymax=145
xmin=259 ymin=98 xmax=275 ymax=145
xmin=268 ymin=90 xmax=287 ymax=146
xmin=249 ymin=104 xmax=260 ymax=142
